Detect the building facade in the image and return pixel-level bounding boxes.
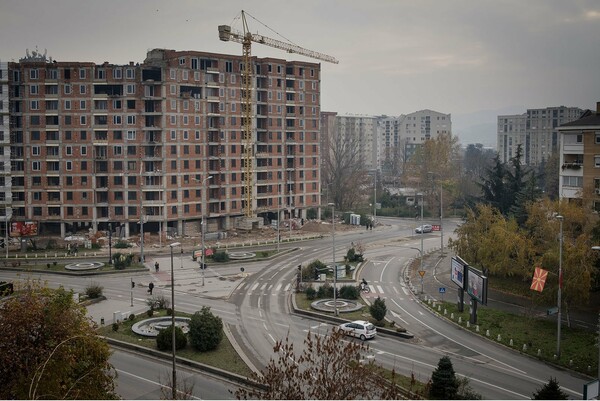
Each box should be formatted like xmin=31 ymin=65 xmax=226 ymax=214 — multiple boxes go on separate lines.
xmin=6 ymin=49 xmax=323 ymax=238
xmin=557 ymin=102 xmax=600 ymax=211
xmin=0 ymin=61 xmax=11 ymax=245
xmin=497 ymin=106 xmax=583 ymax=166
xmin=377 ymin=109 xmax=452 ymax=173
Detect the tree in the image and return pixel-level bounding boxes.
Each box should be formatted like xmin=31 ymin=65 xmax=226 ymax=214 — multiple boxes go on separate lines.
xmin=234 ymin=329 xmax=401 ymax=399
xmin=369 ymin=296 xmax=387 ymax=323
xmin=428 ymin=356 xmax=459 ymax=399
xmin=0 ymin=281 xmax=117 ymax=399
xmin=188 ymin=306 xmax=223 ymax=352
xmin=156 ymin=325 xmax=187 ymax=352
xmin=322 ymin=118 xmax=369 ymax=211
xmin=532 ymin=377 xmax=569 ymax=399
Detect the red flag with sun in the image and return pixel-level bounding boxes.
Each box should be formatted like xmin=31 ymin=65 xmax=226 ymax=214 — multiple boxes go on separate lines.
xmin=530 ymin=267 xmax=548 ymax=292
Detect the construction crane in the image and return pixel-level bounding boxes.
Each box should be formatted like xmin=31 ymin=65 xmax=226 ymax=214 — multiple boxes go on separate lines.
xmin=219 ymin=10 xmax=338 ymax=219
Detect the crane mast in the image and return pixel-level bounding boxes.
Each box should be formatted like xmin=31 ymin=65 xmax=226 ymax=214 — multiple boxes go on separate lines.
xmin=219 ymin=11 xmax=338 ymax=220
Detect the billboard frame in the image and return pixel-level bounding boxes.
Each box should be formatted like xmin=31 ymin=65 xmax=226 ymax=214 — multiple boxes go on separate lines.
xmin=466 ymin=266 xmax=488 ymax=305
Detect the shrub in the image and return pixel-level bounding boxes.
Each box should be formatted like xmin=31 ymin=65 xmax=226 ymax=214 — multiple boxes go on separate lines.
xmin=46 ymin=263 xmax=51 ymax=269
xmin=166 ymin=308 xmax=173 ymax=316
xmin=346 ymin=247 xmax=364 ymax=263
xmin=114 ymin=241 xmax=132 ymax=249
xmin=156 ymin=325 xmax=187 ymax=352
xmin=317 ymin=282 xmax=335 ymax=299
xmin=339 ymin=285 xmax=359 ymax=300
xmin=128 ymin=313 xmax=136 ymax=321
xmin=53 ymin=261 xmax=57 ymax=266
xmin=370 ymin=297 xmax=387 ymax=322
xmin=85 ymin=283 xmax=104 ymax=299
xmin=189 ymin=306 xmax=223 ymax=352
xmin=112 ymin=322 xmax=119 ymax=332
xmin=146 ymin=295 xmax=170 ymax=310
xmin=112 ymin=252 xmax=134 ymax=270
xmin=212 ymin=251 xmax=230 ymax=262
xmin=146 ymin=309 xmax=154 ymax=317
xmin=305 ymin=286 xmax=317 ymax=300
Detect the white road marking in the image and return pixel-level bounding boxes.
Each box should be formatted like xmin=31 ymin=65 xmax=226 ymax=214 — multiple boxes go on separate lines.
xmin=376 ymin=285 xmax=384 ymax=294
xmin=250 ymin=283 xmax=259 ymax=291
xmin=275 ymin=283 xmax=282 ymax=292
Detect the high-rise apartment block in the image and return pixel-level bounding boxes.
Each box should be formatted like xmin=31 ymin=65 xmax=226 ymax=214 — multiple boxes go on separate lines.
xmin=6 ymin=49 xmax=323 ymax=238
xmin=497 ymin=106 xmax=583 ymax=166
xmin=377 ymin=109 xmax=451 ymax=173
xmin=557 ymin=102 xmax=600 ymax=210
xmin=1 ymin=61 xmax=10 ymax=242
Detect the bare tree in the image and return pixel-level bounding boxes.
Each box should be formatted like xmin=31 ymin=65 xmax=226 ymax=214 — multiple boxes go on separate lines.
xmin=322 ymin=119 xmax=370 ymax=211
xmin=235 ymin=329 xmax=402 ymax=400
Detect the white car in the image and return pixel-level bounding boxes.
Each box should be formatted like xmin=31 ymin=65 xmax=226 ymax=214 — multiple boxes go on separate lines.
xmin=338 ymin=320 xmax=377 ymax=340
xmin=415 ymin=224 xmax=433 ymax=234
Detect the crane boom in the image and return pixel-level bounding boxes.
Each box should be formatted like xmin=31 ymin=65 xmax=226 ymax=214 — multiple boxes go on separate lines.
xmin=219 ymin=25 xmax=339 ymax=64
xmin=218 ymin=11 xmax=337 ymax=220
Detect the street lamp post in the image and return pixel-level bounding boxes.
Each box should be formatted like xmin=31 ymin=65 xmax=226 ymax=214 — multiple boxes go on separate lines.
xmin=418 ymin=193 xmax=424 ymax=291
xmin=328 ymin=202 xmax=338 ymax=316
xmin=108 ymin=224 xmax=112 ymax=265
xmin=169 ymin=241 xmax=181 ymax=399
xmin=201 ymin=175 xmax=212 ymax=287
xmin=556 ymin=215 xmax=563 ymax=359
xmin=591 ymin=245 xmax=600 ymax=380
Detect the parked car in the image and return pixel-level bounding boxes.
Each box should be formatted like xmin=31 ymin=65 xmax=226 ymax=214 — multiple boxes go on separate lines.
xmin=415 ymin=224 xmax=433 ymax=234
xmin=338 ymin=320 xmax=377 ymax=340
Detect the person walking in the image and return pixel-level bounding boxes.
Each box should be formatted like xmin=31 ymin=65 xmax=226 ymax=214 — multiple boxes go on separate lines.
xmin=154 ymin=261 xmax=159 ymax=272
xmin=148 ymin=282 xmax=154 ymax=295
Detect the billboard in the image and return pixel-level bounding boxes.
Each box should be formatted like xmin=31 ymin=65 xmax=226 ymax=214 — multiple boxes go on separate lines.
xmin=466 ymin=266 xmax=488 ymax=305
xmin=10 ymin=221 xmax=38 ymax=237
xmin=451 ymin=256 xmax=467 ymax=289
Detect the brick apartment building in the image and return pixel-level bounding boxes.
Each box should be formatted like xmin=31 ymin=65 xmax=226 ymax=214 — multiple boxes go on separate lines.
xmin=4 ymin=48 xmax=323 ymax=239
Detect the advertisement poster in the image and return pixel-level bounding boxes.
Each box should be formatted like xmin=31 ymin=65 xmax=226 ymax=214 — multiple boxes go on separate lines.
xmin=451 ymin=256 xmax=466 ymax=289
xmin=10 ymin=221 xmax=38 ymax=237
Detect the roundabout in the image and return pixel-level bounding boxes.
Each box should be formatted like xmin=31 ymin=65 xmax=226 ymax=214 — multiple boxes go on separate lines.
xmin=228 ymin=251 xmax=256 ymax=260
xmin=131 ymin=317 xmax=192 ymax=337
xmin=64 ymin=261 xmax=104 ymax=271
xmin=310 ymin=298 xmax=363 ymax=313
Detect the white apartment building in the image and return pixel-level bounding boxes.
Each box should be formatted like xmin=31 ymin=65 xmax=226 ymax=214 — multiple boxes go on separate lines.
xmin=497 ymin=106 xmax=583 ymax=166
xmin=335 ymin=114 xmax=379 ymax=171
xmin=378 ymin=109 xmax=452 ymax=173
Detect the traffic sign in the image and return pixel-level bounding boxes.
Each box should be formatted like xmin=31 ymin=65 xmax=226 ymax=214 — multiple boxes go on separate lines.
xmin=439 ymin=287 xmax=446 ymax=293
xmin=418 ymin=270 xmax=426 ymax=277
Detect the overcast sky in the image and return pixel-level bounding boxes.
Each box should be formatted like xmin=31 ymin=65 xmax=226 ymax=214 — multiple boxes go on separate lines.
xmin=2 ymin=0 xmax=599 ymax=131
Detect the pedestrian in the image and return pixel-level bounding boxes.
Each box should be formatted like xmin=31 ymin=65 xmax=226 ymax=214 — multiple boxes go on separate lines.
xmin=148 ymin=282 xmax=154 ymax=295
xmin=155 ymin=261 xmax=159 ymax=272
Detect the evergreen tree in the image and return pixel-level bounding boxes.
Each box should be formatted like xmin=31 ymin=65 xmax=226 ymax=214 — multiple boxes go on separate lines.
xmin=429 ymin=356 xmax=459 ymax=399
xmin=369 ymin=296 xmax=387 ymax=322
xmin=478 ymin=155 xmax=510 ymax=215
xmin=532 ymin=377 xmax=569 ymax=400
xmin=188 ymin=306 xmax=223 ymax=352
xmin=510 ymin=172 xmax=542 ymax=226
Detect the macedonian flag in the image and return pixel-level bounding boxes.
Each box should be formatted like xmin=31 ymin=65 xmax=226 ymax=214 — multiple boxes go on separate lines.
xmin=530 ymin=267 xmax=548 ymax=292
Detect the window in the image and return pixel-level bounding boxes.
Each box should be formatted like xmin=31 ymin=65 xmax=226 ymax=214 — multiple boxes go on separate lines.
xmin=114 ymin=145 xmax=122 ymax=155
xmin=80 ymin=115 xmax=86 ymax=125
xmin=127 ymin=115 xmax=136 ymax=125
xmin=81 ymin=161 xmax=87 ymax=170
xmin=65 ymin=145 xmax=72 ymax=156
xmin=81 ymin=145 xmax=87 ymax=155
xmin=126 ymin=84 xmax=135 ymax=94
xmin=80 ymin=100 xmax=86 ymax=110
xmin=563 ymin=176 xmax=583 ymax=187
xmin=66 ymin=161 xmax=72 ymax=170
xmin=113 ymin=68 xmax=122 ymax=79
xmin=64 ymin=84 xmax=72 ymax=95
xmin=80 ymin=85 xmax=86 ymax=94
xmin=126 ymin=68 xmax=135 ymax=79
xmin=30 ymin=85 xmax=39 ymax=95
xmin=30 ymin=69 xmax=39 ymax=79
xmin=32 ymin=145 xmax=40 ymax=155
xmin=113 ymin=115 xmax=122 ymax=125
xmin=32 ymin=161 xmax=40 ymax=171
xmin=127 ymin=130 xmax=136 ymax=140
xmin=64 ymin=100 xmax=71 ymax=110
xmin=30 ymin=100 xmax=39 ymax=110
xmin=79 ymin=68 xmax=86 ymax=79
xmin=595 ymin=155 xmax=600 ymax=168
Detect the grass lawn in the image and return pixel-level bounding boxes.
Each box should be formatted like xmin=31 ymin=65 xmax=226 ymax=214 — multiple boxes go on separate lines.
xmin=425 ymin=300 xmax=598 ymax=376
xmin=97 ymin=310 xmax=253 ymax=377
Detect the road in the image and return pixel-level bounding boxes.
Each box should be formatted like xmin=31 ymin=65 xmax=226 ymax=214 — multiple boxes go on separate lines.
xmin=0 ymin=217 xmax=593 ymax=399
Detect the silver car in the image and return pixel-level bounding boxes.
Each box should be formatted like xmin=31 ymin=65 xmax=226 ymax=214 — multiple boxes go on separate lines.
xmin=338 ymin=320 xmax=377 ymax=340
xmin=415 ymin=224 xmax=433 ymax=234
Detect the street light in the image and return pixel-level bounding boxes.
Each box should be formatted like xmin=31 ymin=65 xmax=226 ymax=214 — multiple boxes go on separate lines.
xmin=328 ymin=202 xmax=338 ymax=316
xmin=555 ymin=215 xmax=563 ymax=359
xmin=428 ymin=172 xmax=444 ymax=254
xmin=418 ymin=193 xmax=424 ymax=285
xmin=169 ymin=241 xmax=181 ymax=399
xmin=201 ymin=176 xmax=212 ymax=287
xmin=108 ymin=223 xmax=113 ymax=265
xmin=591 ymin=245 xmax=600 ymax=380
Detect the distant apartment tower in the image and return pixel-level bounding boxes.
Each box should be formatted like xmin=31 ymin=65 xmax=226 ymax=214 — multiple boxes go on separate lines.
xmin=497 ymin=106 xmax=583 ymax=166
xmin=0 ymin=61 xmax=10 ymax=242
xmin=557 ymin=102 xmax=600 ymax=210
xmin=377 ymin=109 xmax=452 ymax=173
xmin=7 ymin=48 xmax=322 ymax=238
